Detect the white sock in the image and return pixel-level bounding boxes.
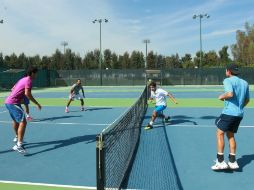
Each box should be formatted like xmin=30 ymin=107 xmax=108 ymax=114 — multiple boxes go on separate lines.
xmin=17 ymin=141 xmax=23 ymax=147
xmin=149 ymin=121 xmax=153 ymax=126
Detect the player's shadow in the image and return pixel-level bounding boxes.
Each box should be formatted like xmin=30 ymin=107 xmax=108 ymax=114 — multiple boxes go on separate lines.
xmin=172 ymin=115 xmax=194 ymax=119
xmin=168 ymin=115 xmax=197 ymax=125
xmin=168 ymin=119 xmax=198 ymax=126
xmin=236 ymin=154 xmax=254 ymax=172
xmin=24 ymin=134 xmax=96 ymax=157
xmin=85 ymin=107 xmax=112 ymax=111
xmin=33 ymin=115 xmax=82 ymax=122
xmin=200 ymin=116 xmax=218 ymax=120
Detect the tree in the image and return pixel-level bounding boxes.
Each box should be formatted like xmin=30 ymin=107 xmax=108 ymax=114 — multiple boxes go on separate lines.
xmin=111 ymin=53 xmax=119 ymax=69
xmin=219 ymin=46 xmax=230 ymax=66
xmin=203 ymin=51 xmax=218 ymax=67
xmin=181 ymin=54 xmax=193 ymax=68
xmin=51 ymin=49 xmax=63 ymax=70
xmin=130 ymin=51 xmax=144 ymax=69
xmin=231 ymin=22 xmax=254 ymax=66
xmin=122 ymin=52 xmax=130 ymax=69
xmin=147 ymin=51 xmax=156 ymax=69
xmin=103 ymin=49 xmax=112 ymax=69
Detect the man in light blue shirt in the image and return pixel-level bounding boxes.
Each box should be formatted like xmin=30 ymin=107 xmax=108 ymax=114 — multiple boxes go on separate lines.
xmin=212 ymin=64 xmax=249 ymax=170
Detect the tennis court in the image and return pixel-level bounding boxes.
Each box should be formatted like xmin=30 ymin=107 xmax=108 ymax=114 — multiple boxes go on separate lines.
xmin=0 ymin=85 xmax=253 ymax=190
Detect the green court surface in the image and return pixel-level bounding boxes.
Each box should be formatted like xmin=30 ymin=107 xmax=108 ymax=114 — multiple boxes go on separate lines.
xmin=1 ymin=98 xmax=253 ymax=108
xmin=0 ymin=183 xmax=93 ymax=190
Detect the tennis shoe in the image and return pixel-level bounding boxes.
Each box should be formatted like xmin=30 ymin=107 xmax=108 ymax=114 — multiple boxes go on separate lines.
xmin=164 ymin=116 xmax=171 ymax=123
xmin=26 ymin=116 xmax=33 ymax=121
xmin=211 ymin=159 xmax=228 ymax=170
xmin=12 ymin=144 xmax=26 ymax=154
xmin=228 ymin=161 xmax=239 ymax=170
xmin=81 ymin=107 xmax=85 ymax=111
xmin=13 ymin=136 xmax=18 ymax=143
xmin=65 ymin=107 xmax=69 ymax=113
xmin=144 ymin=124 xmax=153 ymax=130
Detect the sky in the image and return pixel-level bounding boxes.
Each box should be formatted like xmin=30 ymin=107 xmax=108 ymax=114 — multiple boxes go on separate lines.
xmin=0 ymin=0 xmax=254 ymax=57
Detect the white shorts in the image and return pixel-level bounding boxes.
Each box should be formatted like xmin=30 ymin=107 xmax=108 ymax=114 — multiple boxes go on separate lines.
xmin=69 ymin=94 xmax=83 ymax=100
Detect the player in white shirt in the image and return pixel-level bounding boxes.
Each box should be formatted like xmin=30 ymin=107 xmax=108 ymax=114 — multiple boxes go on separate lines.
xmin=145 ymin=81 xmax=178 ymax=130
xmin=65 ymin=79 xmax=85 ymax=113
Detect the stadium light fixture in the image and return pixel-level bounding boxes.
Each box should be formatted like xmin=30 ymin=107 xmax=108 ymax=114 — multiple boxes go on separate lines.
xmin=193 ymin=14 xmax=210 ymax=68
xmin=92 ymin=18 xmax=109 ymax=86
xmin=61 ymin=41 xmax=68 ymax=54
xmin=143 ymin=39 xmax=150 ymax=86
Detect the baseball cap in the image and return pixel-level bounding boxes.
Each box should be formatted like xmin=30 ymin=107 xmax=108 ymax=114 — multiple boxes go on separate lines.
xmin=226 ymin=63 xmax=240 ymax=75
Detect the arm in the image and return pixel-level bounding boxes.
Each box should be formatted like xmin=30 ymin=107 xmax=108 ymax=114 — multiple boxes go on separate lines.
xmin=167 ymin=92 xmax=178 ymax=104
xmin=25 ymin=88 xmax=41 ymax=110
xmin=81 ymin=87 xmax=85 ymax=97
xmin=244 ymin=98 xmax=250 ymax=107
xmin=218 ymin=92 xmax=233 ymax=101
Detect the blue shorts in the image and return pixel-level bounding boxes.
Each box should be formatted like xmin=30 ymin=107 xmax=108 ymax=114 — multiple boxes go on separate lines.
xmin=155 ymin=105 xmax=167 ymax=114
xmin=215 ymin=114 xmax=243 ymax=133
xmin=23 ymin=96 xmax=30 ymax=105
xmin=5 ymin=104 xmax=26 ymax=123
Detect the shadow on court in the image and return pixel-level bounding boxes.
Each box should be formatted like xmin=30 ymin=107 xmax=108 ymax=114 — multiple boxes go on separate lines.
xmin=237 ymin=154 xmax=254 ymax=171
xmin=200 ymin=115 xmax=218 ymax=120
xmin=33 ymin=115 xmax=82 ymax=122
xmin=23 ymin=134 xmax=96 ymax=157
xmin=85 ymin=107 xmax=112 ymax=111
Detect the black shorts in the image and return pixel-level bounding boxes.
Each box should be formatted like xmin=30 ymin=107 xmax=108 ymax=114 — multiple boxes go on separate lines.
xmin=215 ymin=114 xmax=243 ymax=133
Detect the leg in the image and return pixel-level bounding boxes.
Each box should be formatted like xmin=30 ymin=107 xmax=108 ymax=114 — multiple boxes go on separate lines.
xmin=17 ymin=120 xmax=27 ymax=143
xmin=66 ymin=99 xmax=72 ymax=107
xmin=13 ymin=121 xmax=19 ymax=139
xmin=226 ymin=131 xmax=239 ymax=169
xmin=211 ymin=128 xmax=228 ymax=170
xmin=227 ymin=131 xmax=236 ymax=154
xmin=151 ymin=110 xmax=158 ymax=123
xmin=65 ymin=99 xmax=72 ymax=113
xmin=217 ymin=128 xmax=225 ymax=154
xmin=80 ymin=99 xmax=84 ymax=111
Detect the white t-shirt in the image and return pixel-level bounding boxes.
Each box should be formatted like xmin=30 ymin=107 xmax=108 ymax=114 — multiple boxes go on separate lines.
xmin=151 ymin=88 xmax=168 ymax=106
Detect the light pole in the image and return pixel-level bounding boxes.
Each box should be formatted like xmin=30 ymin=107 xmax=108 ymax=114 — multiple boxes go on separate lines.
xmin=93 ymin=18 xmax=108 ymax=86
xmin=143 ymin=39 xmax=150 ymax=87
xmin=193 ymin=14 xmax=210 ymax=68
xmin=61 ymin=41 xmax=68 ymax=54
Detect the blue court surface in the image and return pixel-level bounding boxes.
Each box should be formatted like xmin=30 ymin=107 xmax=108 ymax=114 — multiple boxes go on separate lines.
xmin=124 ymin=107 xmax=254 ymax=190
xmin=0 ymin=105 xmax=127 ymax=188
xmin=0 ymin=86 xmax=253 ymax=190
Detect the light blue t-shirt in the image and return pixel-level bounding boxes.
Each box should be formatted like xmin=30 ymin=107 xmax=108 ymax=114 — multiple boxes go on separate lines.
xmin=222 ymin=76 xmax=249 ymax=117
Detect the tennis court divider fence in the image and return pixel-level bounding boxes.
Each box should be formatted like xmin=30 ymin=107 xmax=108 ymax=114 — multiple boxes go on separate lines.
xmin=96 ymin=86 xmax=148 ymax=190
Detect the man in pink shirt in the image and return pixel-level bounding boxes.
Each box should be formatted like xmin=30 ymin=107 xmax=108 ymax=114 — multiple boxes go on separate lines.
xmin=5 ymin=67 xmax=42 ymax=154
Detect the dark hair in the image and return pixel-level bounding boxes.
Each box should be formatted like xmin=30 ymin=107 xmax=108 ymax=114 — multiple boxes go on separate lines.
xmin=26 ymin=67 xmax=38 ymax=76
xmin=149 ymin=81 xmax=157 ymax=87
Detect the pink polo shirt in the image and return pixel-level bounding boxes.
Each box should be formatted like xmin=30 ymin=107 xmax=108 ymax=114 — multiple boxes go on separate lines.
xmin=5 ymin=76 xmax=32 ymax=104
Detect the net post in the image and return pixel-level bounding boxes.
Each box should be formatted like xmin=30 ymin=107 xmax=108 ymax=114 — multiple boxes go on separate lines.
xmin=96 ymin=134 xmax=105 ymax=190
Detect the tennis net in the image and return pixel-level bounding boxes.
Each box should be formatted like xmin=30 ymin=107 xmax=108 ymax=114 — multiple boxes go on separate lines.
xmin=96 ymin=86 xmax=148 ymax=190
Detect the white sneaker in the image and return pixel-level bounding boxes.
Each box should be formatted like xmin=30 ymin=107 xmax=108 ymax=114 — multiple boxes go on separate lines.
xmin=228 ymin=161 xmax=239 ymax=169
xmin=211 ymin=160 xmax=228 ymax=170
xmin=65 ymin=107 xmax=69 ymax=113
xmin=12 ymin=144 xmax=26 ymax=154
xmin=13 ymin=136 xmax=18 ymax=143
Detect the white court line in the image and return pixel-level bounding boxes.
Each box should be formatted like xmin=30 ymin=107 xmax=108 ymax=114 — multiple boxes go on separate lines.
xmin=0 ymin=180 xmax=96 ymax=189
xmin=0 ymin=111 xmax=7 ymax=114
xmin=0 ymin=120 xmax=109 ymax=126
xmin=150 ymin=124 xmax=254 ymax=128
